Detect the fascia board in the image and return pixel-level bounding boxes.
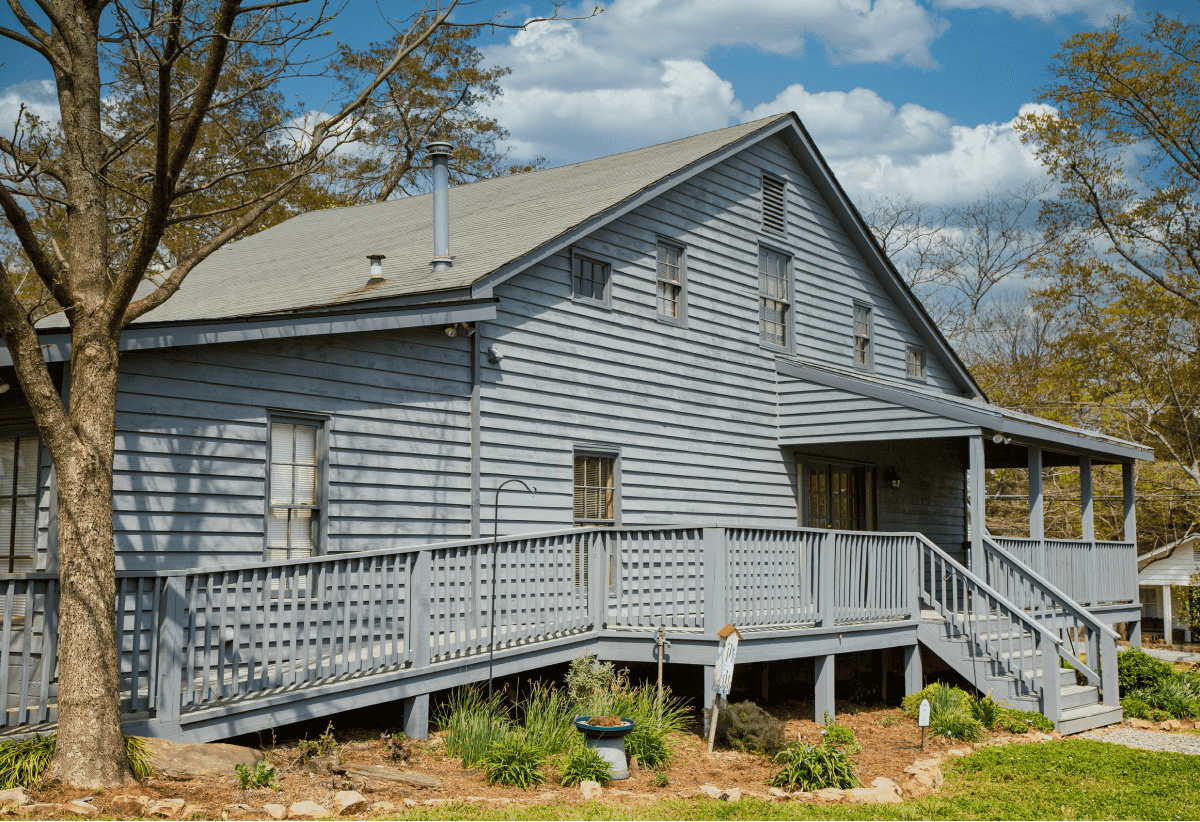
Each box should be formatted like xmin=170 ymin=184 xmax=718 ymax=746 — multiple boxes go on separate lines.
xmin=778 ymin=358 xmax=1153 ymax=464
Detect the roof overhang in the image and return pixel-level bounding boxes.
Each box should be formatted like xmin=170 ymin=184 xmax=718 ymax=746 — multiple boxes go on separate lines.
xmin=778 ymin=358 xmax=1154 ymax=465
xmin=5 ymin=294 xmax=495 ymax=368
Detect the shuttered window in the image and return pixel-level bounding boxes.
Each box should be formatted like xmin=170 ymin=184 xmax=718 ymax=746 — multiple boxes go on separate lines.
xmin=267 ymin=421 xmax=321 ymax=562
xmin=656 ymin=243 xmax=684 ymax=322
xmin=0 ymin=437 xmax=38 ymax=574
xmin=574 ymin=453 xmax=616 ymax=589
xmin=762 ymin=173 xmax=787 ymax=235
xmin=854 ymin=304 xmax=872 ymax=369
xmin=759 ymin=248 xmax=790 ymax=349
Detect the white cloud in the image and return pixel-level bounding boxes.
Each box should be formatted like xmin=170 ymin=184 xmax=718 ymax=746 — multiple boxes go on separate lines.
xmin=0 ymin=80 xmax=59 ymax=132
xmin=935 ymin=0 xmax=1132 ymax=24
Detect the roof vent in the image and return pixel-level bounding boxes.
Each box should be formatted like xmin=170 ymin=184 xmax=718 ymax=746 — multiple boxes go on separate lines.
xmin=428 ymin=141 xmax=454 ymax=272
xmin=366 ymin=254 xmax=386 ymax=286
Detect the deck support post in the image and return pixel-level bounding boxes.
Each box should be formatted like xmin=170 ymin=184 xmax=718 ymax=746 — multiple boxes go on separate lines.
xmin=1028 ymin=445 xmax=1044 ymax=575
xmin=814 ymin=654 xmax=835 ymax=724
xmin=702 ymin=664 xmax=716 ymax=735
xmin=404 ymin=693 xmax=430 ymax=740
xmin=1129 ymin=619 xmax=1142 ymax=647
xmin=149 ymin=575 xmax=186 ymax=740
xmin=1081 ymin=456 xmax=1096 ymax=606
xmin=903 ymin=644 xmax=922 ymax=697
xmin=1163 ymin=584 xmax=1173 ymax=646
xmin=969 ymin=436 xmax=987 ymax=575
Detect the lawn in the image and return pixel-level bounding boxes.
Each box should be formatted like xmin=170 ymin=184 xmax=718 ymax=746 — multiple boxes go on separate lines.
xmin=379 ymin=739 xmax=1200 ymax=821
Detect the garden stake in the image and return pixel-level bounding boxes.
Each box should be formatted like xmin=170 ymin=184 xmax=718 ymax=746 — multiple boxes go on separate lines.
xmin=655 ymin=625 xmax=670 ymax=724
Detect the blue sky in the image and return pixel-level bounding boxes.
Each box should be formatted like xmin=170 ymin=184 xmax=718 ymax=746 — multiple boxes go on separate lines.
xmin=2 ymin=0 xmax=1197 ymax=206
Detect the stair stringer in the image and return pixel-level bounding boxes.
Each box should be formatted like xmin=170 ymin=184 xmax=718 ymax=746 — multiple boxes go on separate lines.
xmin=916 ymin=619 xmax=1040 ymax=711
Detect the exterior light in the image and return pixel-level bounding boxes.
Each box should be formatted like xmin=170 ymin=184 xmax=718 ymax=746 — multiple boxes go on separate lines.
xmin=883 ymin=467 xmax=900 ymax=489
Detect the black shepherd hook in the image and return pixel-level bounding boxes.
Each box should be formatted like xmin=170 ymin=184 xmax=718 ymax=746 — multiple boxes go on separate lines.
xmin=488 ymin=479 xmax=536 ymax=723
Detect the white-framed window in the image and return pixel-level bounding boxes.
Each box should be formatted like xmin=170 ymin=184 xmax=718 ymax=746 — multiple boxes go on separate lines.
xmin=906 ymin=346 xmax=926 ymax=380
xmin=761 ymin=172 xmax=787 ymax=236
xmin=573 ymin=450 xmax=618 ymax=589
xmin=572 ymin=250 xmax=611 ymax=307
xmin=656 ymin=241 xmax=686 ymax=325
xmin=759 ymin=247 xmax=791 ymax=350
xmin=853 ymin=303 xmax=873 ymax=369
xmin=0 ymin=435 xmax=39 ymax=574
xmin=267 ymin=418 xmax=323 ymax=562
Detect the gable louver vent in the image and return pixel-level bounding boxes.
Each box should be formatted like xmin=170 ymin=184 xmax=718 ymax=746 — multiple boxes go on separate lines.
xmin=762 ymin=173 xmax=787 ymax=235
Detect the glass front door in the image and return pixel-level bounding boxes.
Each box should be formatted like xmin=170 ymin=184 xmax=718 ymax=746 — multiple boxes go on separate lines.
xmin=801 ymin=461 xmax=876 ymax=531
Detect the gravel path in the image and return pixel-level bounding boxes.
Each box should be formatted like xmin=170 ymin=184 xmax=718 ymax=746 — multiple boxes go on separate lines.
xmin=1078 ymin=727 xmax=1200 ymax=755
xmin=1139 ymin=647 xmax=1200 ymax=664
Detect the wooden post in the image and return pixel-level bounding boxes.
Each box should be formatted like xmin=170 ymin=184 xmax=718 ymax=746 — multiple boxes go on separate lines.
xmin=878 ymin=649 xmax=888 ymax=704
xmin=702 ymin=526 xmax=727 ymax=634
xmin=1123 ymin=463 xmax=1137 ymax=544
xmin=1163 ymin=584 xmax=1173 ymax=646
xmin=1040 ymin=635 xmax=1061 ymax=725
xmin=1100 ymin=630 xmax=1119 ymax=707
xmin=761 ymin=661 xmax=770 ymax=703
xmin=702 ymin=664 xmax=716 ymax=735
xmin=413 ymin=550 xmax=432 ymax=668
xmin=151 ymin=575 xmax=186 ymax=739
xmin=1081 ymin=456 xmax=1096 ymax=605
xmin=819 ymin=531 xmax=835 ymax=626
xmin=1129 ymin=619 xmax=1142 ymax=647
xmin=404 ymin=693 xmax=430 ymax=740
xmin=969 ymin=436 xmax=987 ymax=575
xmin=903 ymin=644 xmax=922 ymax=697
xmin=814 ymin=654 xmax=835 ymax=724
xmin=1028 ymin=445 xmax=1044 ymax=575
xmin=589 ymin=532 xmax=606 ymax=630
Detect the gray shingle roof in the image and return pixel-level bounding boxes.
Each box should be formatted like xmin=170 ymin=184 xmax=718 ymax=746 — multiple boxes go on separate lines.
xmin=55 ymin=115 xmax=790 ymax=328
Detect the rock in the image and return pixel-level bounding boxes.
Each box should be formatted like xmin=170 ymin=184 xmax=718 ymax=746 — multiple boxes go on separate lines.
xmin=579 ymin=780 xmax=603 ymax=800
xmin=263 ymin=804 xmax=287 ymax=820
xmin=287 ymin=800 xmax=329 ymax=819
xmin=109 ymin=796 xmax=152 ymax=816
xmin=64 ymin=800 xmax=99 ymax=817
xmin=844 ymin=784 xmax=903 ymax=805
xmin=333 ymin=791 xmax=368 ymax=815
xmin=697 ymin=785 xmax=722 ymax=799
xmin=422 ymin=799 xmax=450 ymax=806
xmin=791 ymin=791 xmax=814 ymax=801
xmin=871 ymin=777 xmax=903 ymax=797
xmin=142 ymin=737 xmax=265 ymax=780
xmin=368 ymin=802 xmax=397 ymax=814
xmin=767 ymin=787 xmax=790 ymax=800
xmin=151 ymin=798 xmax=187 ymax=817
xmin=402 ymin=799 xmax=418 ymax=808
xmin=813 ymin=788 xmax=845 ymax=802
xmin=21 ymin=804 xmax=65 ymax=817
xmin=1129 ymin=718 xmax=1155 ymax=730
xmin=629 ymin=756 xmax=640 ymax=779
xmin=180 ymin=804 xmax=205 ymax=819
xmin=609 ymin=790 xmax=635 ymax=796
xmin=1031 ymin=731 xmax=1053 ymax=742
xmin=723 ymin=788 xmax=742 ymax=802
xmin=0 ymin=788 xmax=28 ymax=809
xmin=901 ymin=757 xmax=944 ymax=797
xmin=1050 ymin=731 xmax=1064 ymax=740
xmin=947 ymin=747 xmax=971 ymax=757
xmin=303 ymin=755 xmax=342 ymax=775
xmin=1161 ymin=719 xmax=1183 ymax=732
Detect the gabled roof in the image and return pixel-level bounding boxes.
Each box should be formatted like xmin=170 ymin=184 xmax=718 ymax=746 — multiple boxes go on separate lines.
xmin=31 ymin=113 xmax=982 ymax=395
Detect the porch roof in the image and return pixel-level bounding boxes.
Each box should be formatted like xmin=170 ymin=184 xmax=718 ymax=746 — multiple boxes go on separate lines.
xmin=776 ymin=357 xmax=1153 ymax=465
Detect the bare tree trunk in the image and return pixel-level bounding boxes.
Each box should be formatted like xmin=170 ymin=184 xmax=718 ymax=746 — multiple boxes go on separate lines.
xmin=43 ymin=329 xmax=131 ymax=787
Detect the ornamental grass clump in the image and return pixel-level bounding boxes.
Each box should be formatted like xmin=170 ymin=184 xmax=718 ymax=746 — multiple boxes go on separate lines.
xmin=902 ymin=682 xmax=985 ymax=741
xmin=0 ymin=734 xmax=152 ymax=790
xmin=767 ymin=741 xmax=860 ymax=792
xmin=558 ymin=744 xmax=611 ymax=787
xmin=519 ymin=681 xmax=576 ymax=756
xmin=481 ymin=735 xmax=546 ymax=789
xmin=625 ymin=724 xmax=672 ymax=769
xmin=437 ymin=685 xmax=513 ymax=769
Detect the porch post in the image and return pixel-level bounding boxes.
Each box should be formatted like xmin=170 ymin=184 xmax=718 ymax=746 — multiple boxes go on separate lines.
xmin=1163 ymin=584 xmax=1174 ymax=646
xmin=1028 ymin=445 xmax=1045 ymax=574
xmin=814 ymin=654 xmax=835 ymax=724
xmin=1122 ymin=463 xmax=1137 ymax=544
xmin=1129 ymin=619 xmax=1142 ymax=647
xmin=903 ymin=644 xmax=922 ymax=697
xmin=969 ymin=435 xmax=986 ymax=576
xmin=1081 ymin=456 xmax=1096 ymax=605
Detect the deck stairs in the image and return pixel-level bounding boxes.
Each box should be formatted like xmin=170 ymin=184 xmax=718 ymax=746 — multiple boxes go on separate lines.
xmin=914 ymin=535 xmax=1123 ymax=734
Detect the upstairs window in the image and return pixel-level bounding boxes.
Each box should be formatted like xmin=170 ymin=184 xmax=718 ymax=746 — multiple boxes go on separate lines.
xmin=759 ymin=247 xmax=791 ymax=349
xmin=0 ymin=436 xmax=39 ymax=574
xmin=656 ymin=242 xmax=685 ymax=324
xmin=853 ymin=304 xmax=873 ymax=369
xmin=572 ymin=251 xmax=611 ymax=306
xmin=906 ymin=346 xmax=926 ymax=380
xmin=267 ymin=420 xmax=322 ymax=561
xmin=761 ymin=173 xmax=787 ymax=235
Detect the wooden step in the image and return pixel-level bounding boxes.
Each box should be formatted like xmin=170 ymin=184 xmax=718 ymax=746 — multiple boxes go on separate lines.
xmin=1060 ymin=683 xmax=1099 ymax=710
xmin=1057 ymin=702 xmax=1122 ymax=735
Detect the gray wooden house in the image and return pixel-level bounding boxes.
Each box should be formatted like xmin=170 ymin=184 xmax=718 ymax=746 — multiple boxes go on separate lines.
xmin=0 ymin=113 xmax=1151 ymax=742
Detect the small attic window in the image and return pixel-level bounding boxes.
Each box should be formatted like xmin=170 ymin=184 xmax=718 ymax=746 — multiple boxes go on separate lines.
xmin=761 ymin=173 xmax=787 ymax=235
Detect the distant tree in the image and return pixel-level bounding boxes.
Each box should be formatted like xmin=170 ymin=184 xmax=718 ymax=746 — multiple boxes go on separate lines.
xmin=0 ymin=0 xmax=594 ymax=788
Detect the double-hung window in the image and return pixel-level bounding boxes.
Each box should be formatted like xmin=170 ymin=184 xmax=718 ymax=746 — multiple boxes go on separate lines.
xmin=267 ymin=419 xmax=322 ymax=561
xmin=656 ymin=242 xmax=685 ymax=324
xmin=759 ymin=247 xmax=791 ymax=349
xmin=0 ymin=436 xmax=39 ymax=574
xmin=572 ymin=251 xmax=611 ymax=306
xmin=853 ymin=304 xmax=873 ymax=369
xmin=573 ymin=452 xmax=617 ymax=589
xmin=906 ymin=346 xmax=926 ymax=380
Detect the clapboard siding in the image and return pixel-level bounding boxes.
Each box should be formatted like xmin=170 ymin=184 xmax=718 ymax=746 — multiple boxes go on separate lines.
xmin=112 ymin=327 xmax=473 ymax=569
xmin=777 ymin=378 xmax=980 ymax=443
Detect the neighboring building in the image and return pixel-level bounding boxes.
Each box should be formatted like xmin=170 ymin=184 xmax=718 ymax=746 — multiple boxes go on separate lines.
xmin=1138 ymin=536 xmax=1200 ymax=643
xmin=0 ymin=113 xmax=1151 ymax=741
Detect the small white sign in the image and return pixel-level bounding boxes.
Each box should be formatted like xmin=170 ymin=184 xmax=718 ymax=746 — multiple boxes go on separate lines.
xmin=713 ymin=632 xmax=739 ymax=696
xmin=917 ymin=698 xmax=931 ymax=728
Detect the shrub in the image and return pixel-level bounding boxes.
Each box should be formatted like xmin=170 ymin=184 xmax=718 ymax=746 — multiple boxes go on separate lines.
xmin=1005 ymin=709 xmax=1055 ymax=734
xmin=822 ymin=723 xmax=859 ymax=753
xmin=1120 ymin=695 xmax=1152 ymax=721
xmin=235 ymin=761 xmax=278 ymax=790
xmin=481 ymin=735 xmax=545 ymax=789
xmin=767 ymin=742 xmax=860 ymax=792
xmin=1118 ymin=649 xmax=1175 ymax=694
xmin=1125 ymin=675 xmax=1200 ymax=720
xmin=903 ymin=682 xmax=967 ymax=720
xmin=718 ymin=701 xmax=786 ymax=756
xmin=0 ymin=734 xmax=152 ymax=790
xmin=653 ymin=770 xmax=670 ymax=788
xmin=931 ymin=710 xmax=987 ymax=743
xmin=437 ymin=685 xmax=513 ymax=769
xmin=625 ymin=724 xmax=672 ymax=769
xmin=968 ymin=693 xmax=1006 ymax=729
xmin=296 ymin=721 xmax=337 ymax=762
xmin=559 ymin=744 xmax=610 ymax=787
xmin=566 ymin=652 xmax=622 ymax=709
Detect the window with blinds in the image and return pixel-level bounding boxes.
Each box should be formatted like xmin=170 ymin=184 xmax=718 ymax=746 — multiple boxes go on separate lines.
xmin=759 ymin=247 xmax=790 ymax=349
xmin=0 ymin=436 xmax=39 ymax=574
xmin=762 ymin=173 xmax=787 ymax=235
xmin=656 ymin=242 xmax=684 ymax=323
xmin=574 ymin=453 xmax=616 ymax=590
xmin=267 ymin=421 xmax=320 ymax=562
xmin=573 ymin=252 xmax=611 ymax=306
xmin=854 ymin=304 xmax=872 ymax=369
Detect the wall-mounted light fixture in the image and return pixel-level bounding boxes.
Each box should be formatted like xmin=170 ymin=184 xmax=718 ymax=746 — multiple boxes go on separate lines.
xmin=0 ymin=382 xmax=9 ymax=395
xmin=487 ymin=346 xmax=504 ymax=364
xmin=991 ymin=432 xmax=1011 ymax=445
xmin=882 ymin=467 xmax=900 ymax=489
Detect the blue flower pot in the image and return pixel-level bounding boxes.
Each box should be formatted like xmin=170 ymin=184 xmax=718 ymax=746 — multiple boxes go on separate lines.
xmin=574 ymin=717 xmax=636 ymax=780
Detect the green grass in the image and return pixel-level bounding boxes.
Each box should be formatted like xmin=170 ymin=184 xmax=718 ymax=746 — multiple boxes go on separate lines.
xmin=361 ymin=739 xmax=1200 ymax=820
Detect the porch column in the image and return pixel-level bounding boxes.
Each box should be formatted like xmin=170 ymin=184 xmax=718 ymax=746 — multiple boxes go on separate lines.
xmin=1129 ymin=619 xmax=1142 ymax=647
xmin=1029 ymin=445 xmax=1045 ymax=574
xmin=1081 ymin=456 xmax=1096 ymax=606
xmin=969 ymin=435 xmax=986 ymax=575
xmin=814 ymin=654 xmax=835 ymax=724
xmin=903 ymin=645 xmax=922 ymax=697
xmin=403 ymin=693 xmax=430 ymax=740
xmin=1123 ymin=463 xmax=1137 ymax=543
xmin=1163 ymin=584 xmax=1173 ymax=646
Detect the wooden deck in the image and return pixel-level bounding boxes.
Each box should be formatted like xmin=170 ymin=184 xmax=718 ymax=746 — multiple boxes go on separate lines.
xmin=0 ymin=524 xmax=1137 ymax=741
